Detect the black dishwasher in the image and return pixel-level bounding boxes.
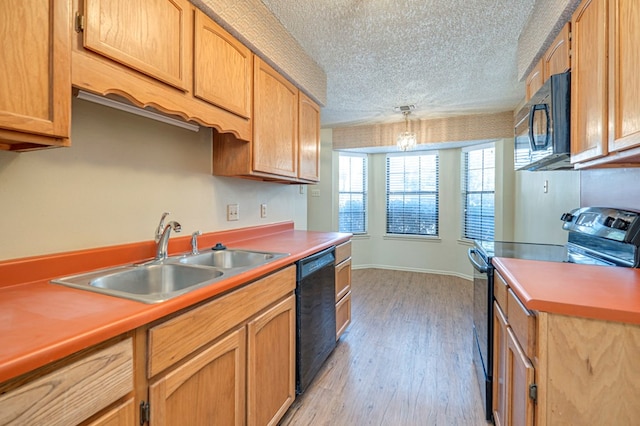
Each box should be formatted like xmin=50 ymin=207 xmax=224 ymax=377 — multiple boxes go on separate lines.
xmin=295 ymin=246 xmax=336 ymax=394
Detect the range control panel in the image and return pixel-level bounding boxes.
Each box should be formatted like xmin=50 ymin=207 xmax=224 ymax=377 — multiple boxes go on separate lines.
xmin=561 ymin=207 xmax=640 ymax=243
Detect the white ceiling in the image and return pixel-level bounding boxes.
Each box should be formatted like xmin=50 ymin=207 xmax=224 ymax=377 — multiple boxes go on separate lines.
xmin=259 ymin=0 xmax=535 ymax=127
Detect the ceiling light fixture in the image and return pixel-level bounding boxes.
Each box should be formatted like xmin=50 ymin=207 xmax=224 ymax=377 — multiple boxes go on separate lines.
xmin=76 ymin=90 xmax=200 ymax=132
xmin=396 ymin=107 xmax=417 ymax=151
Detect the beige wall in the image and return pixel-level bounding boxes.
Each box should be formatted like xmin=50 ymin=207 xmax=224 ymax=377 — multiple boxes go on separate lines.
xmin=0 ymin=98 xmax=307 ymax=261
xmin=307 ymin=129 xmax=336 ymax=232
xmin=513 ymin=169 xmax=580 ymax=244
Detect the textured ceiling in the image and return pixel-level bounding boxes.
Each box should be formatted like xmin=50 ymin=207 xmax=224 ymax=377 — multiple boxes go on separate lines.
xmin=260 ymin=0 xmax=535 ymax=127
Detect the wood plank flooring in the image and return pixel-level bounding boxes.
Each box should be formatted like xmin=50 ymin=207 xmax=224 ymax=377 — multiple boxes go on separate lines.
xmin=280 ymin=269 xmax=487 ymax=426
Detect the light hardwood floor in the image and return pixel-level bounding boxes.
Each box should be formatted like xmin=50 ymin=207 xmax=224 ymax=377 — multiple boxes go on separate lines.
xmin=280 ymin=268 xmax=487 ymax=426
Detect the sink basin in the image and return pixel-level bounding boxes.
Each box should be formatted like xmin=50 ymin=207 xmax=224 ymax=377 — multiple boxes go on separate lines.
xmin=52 ymin=249 xmax=288 ymax=304
xmin=52 ymin=263 xmax=224 ymax=304
xmin=174 ymin=249 xmax=288 ymax=269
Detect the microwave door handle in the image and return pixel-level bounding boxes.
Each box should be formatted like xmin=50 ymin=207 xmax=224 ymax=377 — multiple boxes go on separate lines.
xmin=528 ymin=105 xmax=536 ymax=151
xmin=543 ymin=103 xmax=551 ymax=147
xmin=528 ymin=104 xmax=549 ymax=151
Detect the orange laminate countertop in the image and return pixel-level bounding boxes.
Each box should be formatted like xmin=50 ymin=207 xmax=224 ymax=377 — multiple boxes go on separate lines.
xmin=493 ymin=257 xmax=640 ymax=324
xmin=0 ymin=222 xmax=351 ymax=383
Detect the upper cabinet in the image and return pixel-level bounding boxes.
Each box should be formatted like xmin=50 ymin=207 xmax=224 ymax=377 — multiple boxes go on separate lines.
xmin=607 ymin=0 xmax=640 ymax=153
xmin=194 ymin=9 xmax=253 ymax=119
xmin=298 ymin=92 xmax=321 ymax=182
xmin=543 ymin=23 xmax=571 ymax=79
xmin=213 ymin=57 xmax=321 ymax=184
xmin=525 ymin=60 xmax=544 ymax=102
xmin=83 ymin=0 xmax=191 ymax=91
xmin=0 ymin=0 xmax=71 ymax=151
xmin=572 ymin=0 xmax=640 ymax=168
xmin=72 ymin=0 xmax=251 ymax=141
xmin=525 ymin=23 xmax=571 ymax=103
xmin=253 ymin=57 xmax=299 ymax=178
xmin=571 ymin=0 xmax=608 ymax=164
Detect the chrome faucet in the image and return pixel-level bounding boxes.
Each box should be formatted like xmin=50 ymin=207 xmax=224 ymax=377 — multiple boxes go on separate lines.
xmin=155 ymin=213 xmax=181 ymax=260
xmin=155 ymin=212 xmax=170 ymax=243
xmin=191 ymin=230 xmax=202 ymax=255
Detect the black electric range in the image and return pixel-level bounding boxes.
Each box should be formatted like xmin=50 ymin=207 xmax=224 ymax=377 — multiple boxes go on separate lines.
xmin=468 ymin=207 xmax=640 ymax=422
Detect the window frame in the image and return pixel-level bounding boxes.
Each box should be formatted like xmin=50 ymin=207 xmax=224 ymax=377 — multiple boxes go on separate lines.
xmin=338 ymin=152 xmax=368 ymax=234
xmin=385 ymin=151 xmax=440 ymax=237
xmin=461 ymin=142 xmax=496 ymax=241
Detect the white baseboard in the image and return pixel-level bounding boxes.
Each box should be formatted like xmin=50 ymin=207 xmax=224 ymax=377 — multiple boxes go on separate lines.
xmin=351 ymin=264 xmax=473 ymax=281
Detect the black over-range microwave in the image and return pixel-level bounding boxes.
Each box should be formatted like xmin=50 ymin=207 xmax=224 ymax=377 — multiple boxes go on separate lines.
xmin=514 ymin=71 xmax=572 ymax=171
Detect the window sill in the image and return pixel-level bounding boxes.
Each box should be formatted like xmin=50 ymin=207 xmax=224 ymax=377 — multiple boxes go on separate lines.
xmin=458 ymin=238 xmax=475 ymax=246
xmin=351 ymin=234 xmax=371 ymax=240
xmin=383 ymin=234 xmax=441 ymax=243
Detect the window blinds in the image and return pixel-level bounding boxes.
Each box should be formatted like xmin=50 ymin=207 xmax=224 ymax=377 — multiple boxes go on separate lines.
xmin=386 ymin=153 xmax=439 ymax=236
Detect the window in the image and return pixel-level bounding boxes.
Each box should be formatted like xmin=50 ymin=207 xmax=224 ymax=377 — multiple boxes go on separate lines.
xmin=386 ymin=153 xmax=439 ymax=236
xmin=462 ymin=144 xmax=495 ymax=240
xmin=338 ymin=153 xmax=368 ymax=233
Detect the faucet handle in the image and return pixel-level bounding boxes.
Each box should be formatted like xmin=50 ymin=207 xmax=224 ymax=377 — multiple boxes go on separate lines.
xmin=191 ymin=230 xmax=202 ymax=255
xmin=155 ymin=212 xmax=170 ymax=243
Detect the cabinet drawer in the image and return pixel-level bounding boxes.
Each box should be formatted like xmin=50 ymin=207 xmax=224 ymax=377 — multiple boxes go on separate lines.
xmin=148 ymin=266 xmax=295 ymax=377
xmin=494 ymin=271 xmax=508 ymax=310
xmin=336 ymin=291 xmax=352 ymax=339
xmin=0 ymin=338 xmax=133 ymax=426
xmin=335 ymin=258 xmax=352 ymax=301
xmin=335 ymin=241 xmax=352 ymax=265
xmin=507 ymin=289 xmax=536 ymax=359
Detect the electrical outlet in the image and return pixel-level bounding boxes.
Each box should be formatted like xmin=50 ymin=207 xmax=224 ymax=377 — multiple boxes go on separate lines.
xmin=227 ymin=204 xmax=239 ymax=221
xmin=260 ymin=203 xmax=267 ymax=218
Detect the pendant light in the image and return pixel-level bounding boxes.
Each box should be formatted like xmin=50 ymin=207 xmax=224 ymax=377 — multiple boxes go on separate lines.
xmin=396 ymin=108 xmax=417 ymax=151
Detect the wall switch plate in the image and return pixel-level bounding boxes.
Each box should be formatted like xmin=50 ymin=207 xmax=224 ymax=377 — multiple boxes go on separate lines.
xmin=227 ymin=204 xmax=239 ymax=221
xmin=311 ymin=189 xmax=320 ymax=197
xmin=260 ymin=203 xmax=267 ymax=218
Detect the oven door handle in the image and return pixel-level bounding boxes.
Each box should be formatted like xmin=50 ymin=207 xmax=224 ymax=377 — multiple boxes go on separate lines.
xmin=468 ymin=248 xmax=489 ymax=273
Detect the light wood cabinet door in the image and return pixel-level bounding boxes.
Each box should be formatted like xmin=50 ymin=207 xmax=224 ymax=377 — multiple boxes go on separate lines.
xmin=0 ymin=0 xmax=70 ymax=151
xmin=194 ymin=10 xmax=252 ymax=119
xmin=298 ymin=92 xmax=321 ymax=182
xmin=543 ymin=22 xmax=571 ymax=79
xmin=525 ymin=59 xmax=544 ymax=101
xmin=608 ymin=0 xmax=640 ymax=152
xmin=335 ymin=259 xmax=352 ymax=302
xmin=492 ymin=302 xmax=508 ymax=426
xmin=247 ymin=295 xmax=296 ymax=426
xmin=149 ymin=328 xmax=246 ymax=426
xmin=0 ymin=338 xmax=133 ymax=426
xmin=571 ymin=0 xmax=609 ymax=163
xmin=336 ymin=291 xmax=352 ymax=339
xmin=83 ymin=0 xmax=191 ymax=91
xmin=86 ymin=398 xmax=136 ymax=426
xmin=253 ymin=57 xmax=299 ymax=178
xmin=506 ymin=327 xmax=535 ymax=426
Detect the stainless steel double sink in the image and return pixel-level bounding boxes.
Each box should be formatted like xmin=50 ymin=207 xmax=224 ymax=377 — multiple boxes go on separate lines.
xmin=51 ymin=249 xmax=289 ymax=304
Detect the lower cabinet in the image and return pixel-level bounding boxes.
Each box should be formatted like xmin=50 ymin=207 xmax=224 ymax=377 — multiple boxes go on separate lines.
xmin=493 ymin=298 xmax=535 ymax=425
xmin=247 ymin=296 xmax=296 ymax=426
xmin=87 ymin=398 xmax=136 ymax=426
xmin=150 ymin=328 xmax=246 ymax=425
xmin=335 ymin=240 xmax=352 ymax=339
xmin=494 ymin=269 xmax=640 ymax=425
xmin=493 ymin=277 xmax=536 ymax=426
xmin=492 ymin=302 xmax=508 ymax=426
xmin=146 ymin=266 xmax=296 ymax=425
xmin=0 ymin=337 xmax=134 ymax=426
xmin=0 ymin=267 xmax=297 ymax=426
